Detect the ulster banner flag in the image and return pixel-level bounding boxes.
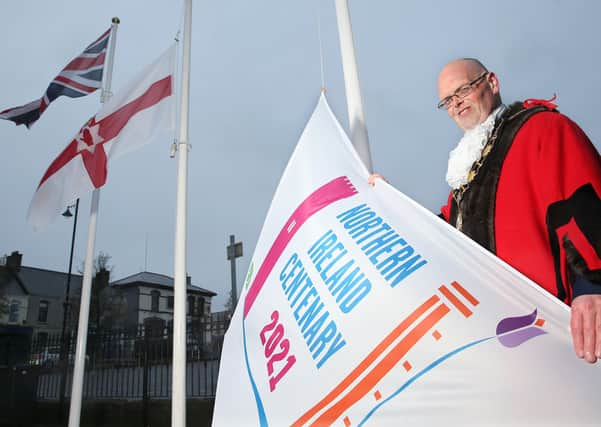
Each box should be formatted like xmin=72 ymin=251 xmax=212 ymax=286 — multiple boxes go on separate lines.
xmin=0 ymin=28 xmax=110 ymax=128
xmin=27 ymin=45 xmax=175 ymax=230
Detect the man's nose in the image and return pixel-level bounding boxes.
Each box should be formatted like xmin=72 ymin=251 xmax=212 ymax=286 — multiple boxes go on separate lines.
xmin=450 ymin=95 xmax=464 ymax=109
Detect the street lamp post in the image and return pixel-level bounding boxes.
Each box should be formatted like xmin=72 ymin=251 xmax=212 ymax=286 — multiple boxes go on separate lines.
xmin=226 ymin=235 xmax=243 ymax=313
xmin=58 ymin=199 xmax=79 ymax=420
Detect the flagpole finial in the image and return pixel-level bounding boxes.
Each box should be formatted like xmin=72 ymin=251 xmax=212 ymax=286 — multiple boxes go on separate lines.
xmin=112 ymin=17 xmax=120 ymax=24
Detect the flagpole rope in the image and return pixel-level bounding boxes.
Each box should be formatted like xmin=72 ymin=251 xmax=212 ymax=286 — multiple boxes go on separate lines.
xmin=101 ymin=17 xmax=120 ymax=104
xmin=317 ymin=1 xmax=326 ymax=92
xmin=170 ymin=0 xmax=186 ymax=158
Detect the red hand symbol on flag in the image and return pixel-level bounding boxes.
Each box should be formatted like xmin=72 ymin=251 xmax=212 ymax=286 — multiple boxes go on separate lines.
xmin=76 ymin=117 xmax=107 ymax=188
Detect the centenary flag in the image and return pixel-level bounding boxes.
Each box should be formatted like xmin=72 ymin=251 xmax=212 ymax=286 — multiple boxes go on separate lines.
xmin=0 ymin=28 xmax=110 ymax=128
xmin=213 ymin=94 xmax=601 ymax=426
xmin=27 ymin=45 xmax=175 ymax=230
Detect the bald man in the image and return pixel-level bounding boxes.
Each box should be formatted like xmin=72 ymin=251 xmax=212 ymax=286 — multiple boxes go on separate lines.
xmin=436 ymin=58 xmax=601 ymax=363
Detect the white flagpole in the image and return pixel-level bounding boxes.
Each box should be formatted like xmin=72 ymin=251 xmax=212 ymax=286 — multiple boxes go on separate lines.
xmin=68 ymin=17 xmax=120 ymax=427
xmin=334 ymin=0 xmax=373 ymax=172
xmin=172 ymin=0 xmax=192 ymax=426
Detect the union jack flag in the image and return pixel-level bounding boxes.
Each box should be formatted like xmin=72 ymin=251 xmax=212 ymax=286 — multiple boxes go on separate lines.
xmin=0 ymin=28 xmax=111 ymax=129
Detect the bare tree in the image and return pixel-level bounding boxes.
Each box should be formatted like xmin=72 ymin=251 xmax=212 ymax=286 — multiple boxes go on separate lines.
xmin=224 ymin=291 xmax=237 ymax=316
xmin=76 ymin=251 xmax=126 ymax=329
xmin=0 ymin=266 xmax=11 ymax=321
xmin=0 ymin=294 xmax=9 ymax=321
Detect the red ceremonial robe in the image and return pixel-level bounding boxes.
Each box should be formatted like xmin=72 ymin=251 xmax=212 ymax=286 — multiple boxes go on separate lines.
xmin=441 ymin=101 xmax=601 ymax=304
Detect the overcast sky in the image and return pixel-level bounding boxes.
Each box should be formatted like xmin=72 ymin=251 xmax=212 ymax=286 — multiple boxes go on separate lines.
xmin=2 ymin=1 xmax=600 ymax=310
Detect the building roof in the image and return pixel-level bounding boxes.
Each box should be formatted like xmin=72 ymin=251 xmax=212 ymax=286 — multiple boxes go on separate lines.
xmin=110 ymin=271 xmax=216 ymax=296
xmin=5 ymin=265 xmax=83 ymax=298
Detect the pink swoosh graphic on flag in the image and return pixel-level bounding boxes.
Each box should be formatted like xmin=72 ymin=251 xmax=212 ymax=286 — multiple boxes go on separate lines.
xmin=243 ymin=176 xmax=358 ymax=318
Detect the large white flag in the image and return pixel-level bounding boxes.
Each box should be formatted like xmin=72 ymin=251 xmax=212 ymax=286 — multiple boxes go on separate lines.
xmin=213 ymin=94 xmax=601 ymax=426
xmin=27 ymin=45 xmax=175 ymax=230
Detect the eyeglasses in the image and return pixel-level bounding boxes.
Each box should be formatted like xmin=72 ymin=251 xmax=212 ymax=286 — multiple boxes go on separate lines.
xmin=437 ymin=72 xmax=489 ymax=110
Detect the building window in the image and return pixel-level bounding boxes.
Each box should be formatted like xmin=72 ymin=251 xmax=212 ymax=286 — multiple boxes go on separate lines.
xmin=197 ymin=297 xmax=205 ymax=316
xmin=150 ymin=291 xmax=160 ymax=312
xmin=167 ymin=296 xmax=174 ymax=310
xmin=38 ymin=300 xmax=49 ymax=323
xmin=187 ymin=296 xmax=195 ymax=315
xmin=8 ymin=300 xmax=20 ymax=323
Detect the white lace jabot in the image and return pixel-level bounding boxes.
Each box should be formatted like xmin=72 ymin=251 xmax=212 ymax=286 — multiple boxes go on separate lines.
xmin=445 ymin=104 xmax=506 ymax=189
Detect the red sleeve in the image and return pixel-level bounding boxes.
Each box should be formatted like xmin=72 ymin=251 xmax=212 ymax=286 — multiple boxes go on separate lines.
xmin=495 ymin=110 xmax=601 ymax=303
xmin=535 ymin=112 xmax=601 ymax=274
xmin=440 ymin=191 xmax=453 ymax=222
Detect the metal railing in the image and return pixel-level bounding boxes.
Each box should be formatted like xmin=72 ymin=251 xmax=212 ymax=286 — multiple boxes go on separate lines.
xmin=25 ymin=318 xmax=230 ymax=401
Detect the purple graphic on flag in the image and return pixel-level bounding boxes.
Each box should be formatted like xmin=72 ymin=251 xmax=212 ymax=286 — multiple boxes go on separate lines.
xmin=359 ymin=308 xmax=548 ymax=424
xmin=0 ymin=28 xmax=110 ymax=128
xmin=496 ymin=309 xmax=547 ymax=348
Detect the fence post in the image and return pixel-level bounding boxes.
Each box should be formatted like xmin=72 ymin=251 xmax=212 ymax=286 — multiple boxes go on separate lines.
xmin=142 ymin=329 xmax=149 ymax=427
xmin=8 ymin=365 xmax=15 ymax=417
xmin=58 ymin=330 xmax=72 ymax=421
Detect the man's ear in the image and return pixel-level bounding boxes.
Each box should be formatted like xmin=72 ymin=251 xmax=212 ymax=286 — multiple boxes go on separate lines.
xmin=487 ymin=72 xmax=500 ymax=95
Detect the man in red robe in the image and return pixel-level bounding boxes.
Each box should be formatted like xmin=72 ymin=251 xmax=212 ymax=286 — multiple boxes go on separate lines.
xmin=437 ymin=58 xmax=601 ymax=363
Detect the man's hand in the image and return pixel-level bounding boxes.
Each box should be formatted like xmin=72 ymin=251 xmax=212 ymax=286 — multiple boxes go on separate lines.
xmin=368 ymin=173 xmax=388 ymax=187
xmin=570 ymin=294 xmax=601 ymax=363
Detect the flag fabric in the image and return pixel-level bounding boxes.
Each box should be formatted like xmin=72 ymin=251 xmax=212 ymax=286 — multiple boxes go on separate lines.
xmin=0 ymin=28 xmax=111 ymax=128
xmin=27 ymin=45 xmax=176 ymax=230
xmin=213 ymin=94 xmax=601 ymax=426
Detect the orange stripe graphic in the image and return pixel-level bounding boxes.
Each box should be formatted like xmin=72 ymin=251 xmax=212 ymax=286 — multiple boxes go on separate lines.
xmin=451 ymin=281 xmax=479 ymax=306
xmin=311 ymin=304 xmax=451 ymax=426
xmin=439 ymin=285 xmax=472 ymax=318
xmin=291 ymin=295 xmax=441 ymax=427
